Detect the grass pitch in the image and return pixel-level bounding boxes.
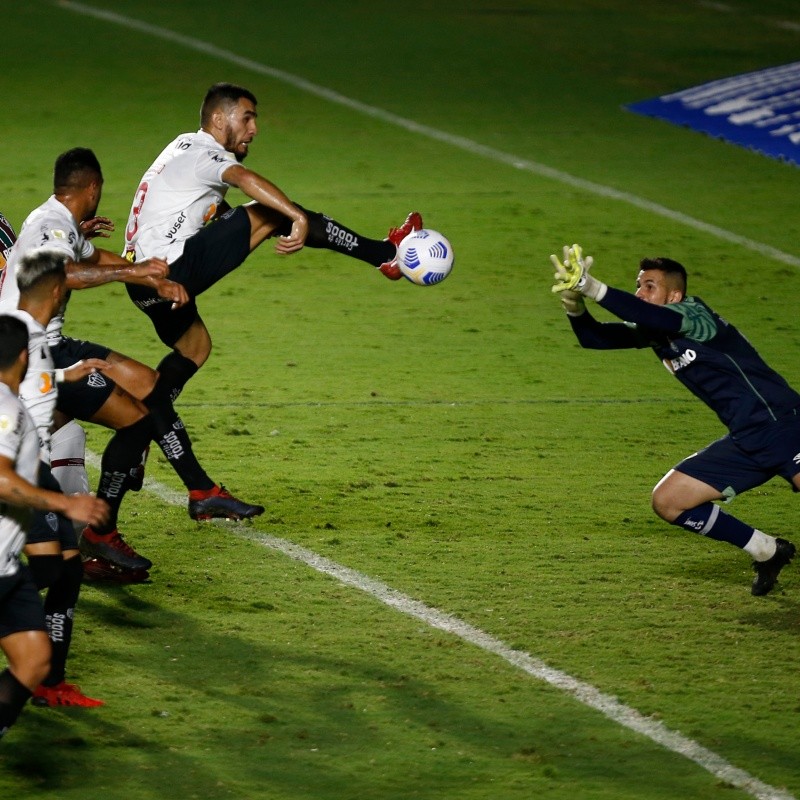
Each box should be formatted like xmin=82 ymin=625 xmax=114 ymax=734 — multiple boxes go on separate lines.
xmin=2 ymin=1 xmax=800 ymax=798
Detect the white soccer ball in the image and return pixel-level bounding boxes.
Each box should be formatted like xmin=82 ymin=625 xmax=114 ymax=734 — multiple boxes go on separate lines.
xmin=396 ymin=229 xmax=454 ymax=286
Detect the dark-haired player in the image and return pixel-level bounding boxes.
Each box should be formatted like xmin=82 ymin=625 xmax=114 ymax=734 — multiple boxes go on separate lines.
xmin=551 ymin=245 xmax=797 ymax=596
xmin=123 ymin=81 xmax=423 ymax=403
xmin=0 ymin=149 xmax=264 ymax=572
xmin=0 ymin=314 xmax=107 ymax=737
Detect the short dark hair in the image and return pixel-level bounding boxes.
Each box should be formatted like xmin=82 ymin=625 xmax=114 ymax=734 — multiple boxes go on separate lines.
xmin=17 ymin=248 xmax=68 ymax=293
xmin=53 ymin=148 xmax=102 ymax=193
xmin=200 ymin=82 xmax=257 ymax=127
xmin=639 ymin=256 xmax=687 ymax=295
xmin=0 ymin=315 xmax=29 ymax=369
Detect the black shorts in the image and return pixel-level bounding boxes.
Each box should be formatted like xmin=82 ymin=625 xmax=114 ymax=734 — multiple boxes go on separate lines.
xmin=675 ymin=415 xmax=800 ymax=499
xmin=51 ymin=336 xmax=115 ymax=420
xmin=27 ymin=462 xmax=79 ymax=550
xmin=126 ymin=205 xmax=252 ymax=347
xmin=0 ymin=566 xmax=47 ymax=638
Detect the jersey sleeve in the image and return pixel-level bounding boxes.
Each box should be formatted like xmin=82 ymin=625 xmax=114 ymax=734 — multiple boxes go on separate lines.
xmin=195 ymin=149 xmax=236 ymax=188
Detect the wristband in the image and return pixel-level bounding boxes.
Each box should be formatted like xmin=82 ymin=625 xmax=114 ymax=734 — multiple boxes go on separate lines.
xmin=55 ymin=369 xmax=65 ymax=383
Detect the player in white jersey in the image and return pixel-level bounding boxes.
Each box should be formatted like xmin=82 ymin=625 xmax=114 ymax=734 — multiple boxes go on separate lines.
xmin=13 ymin=250 xmax=111 ymax=707
xmin=124 ymin=81 xmax=423 ymax=404
xmin=0 ymin=315 xmax=107 ymax=739
xmin=2 ymin=149 xmax=264 ymax=574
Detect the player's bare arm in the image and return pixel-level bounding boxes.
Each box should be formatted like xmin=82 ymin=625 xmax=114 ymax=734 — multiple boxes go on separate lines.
xmin=0 ymin=455 xmax=109 ymax=526
xmin=222 ymin=163 xmax=309 ymax=253
xmin=66 ymin=251 xmax=189 ymax=307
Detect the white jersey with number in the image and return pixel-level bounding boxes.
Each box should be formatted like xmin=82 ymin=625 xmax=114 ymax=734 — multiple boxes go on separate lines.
xmin=0 ymin=195 xmax=94 ymax=344
xmin=7 ymin=309 xmax=56 ymax=461
xmin=0 ymin=383 xmax=40 ymax=578
xmin=123 ymin=130 xmax=235 ymax=264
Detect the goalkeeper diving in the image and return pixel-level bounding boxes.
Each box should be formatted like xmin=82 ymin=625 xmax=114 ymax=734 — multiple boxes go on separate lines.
xmin=550 ymin=243 xmax=797 ymax=596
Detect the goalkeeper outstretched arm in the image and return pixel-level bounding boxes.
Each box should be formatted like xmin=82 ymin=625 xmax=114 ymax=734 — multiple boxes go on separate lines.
xmin=550 ymin=244 xmax=685 ymax=335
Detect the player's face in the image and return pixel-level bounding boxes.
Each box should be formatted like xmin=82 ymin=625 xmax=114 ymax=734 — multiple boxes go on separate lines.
xmin=223 ymin=98 xmax=259 ymax=162
xmin=635 ymin=269 xmax=672 ymax=305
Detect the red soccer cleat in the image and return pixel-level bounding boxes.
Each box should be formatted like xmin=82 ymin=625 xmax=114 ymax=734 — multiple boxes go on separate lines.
xmin=378 ymin=211 xmax=423 ymax=280
xmin=80 ymin=527 xmax=152 ymax=571
xmin=188 ymin=484 xmax=265 ymax=521
xmin=32 ymin=681 xmax=105 ymax=708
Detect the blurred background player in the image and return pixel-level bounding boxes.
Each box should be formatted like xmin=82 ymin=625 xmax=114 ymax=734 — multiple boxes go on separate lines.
xmin=124 ymin=81 xmax=423 ymax=403
xmin=0 ymin=315 xmax=108 ymax=738
xmin=551 ymin=245 xmax=797 ymax=596
xmin=0 ymin=212 xmax=14 ymax=277
xmin=0 ymin=150 xmax=263 ymax=573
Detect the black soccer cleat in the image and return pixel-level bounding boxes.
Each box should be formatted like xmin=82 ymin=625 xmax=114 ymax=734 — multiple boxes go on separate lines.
xmin=751 ymin=538 xmax=796 ymax=596
xmin=80 ymin=527 xmax=153 ymax=571
xmin=188 ymin=485 xmax=265 ymax=521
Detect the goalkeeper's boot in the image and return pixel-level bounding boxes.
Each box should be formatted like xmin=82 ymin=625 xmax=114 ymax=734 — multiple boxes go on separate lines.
xmin=80 ymin=527 xmax=152 ymax=571
xmin=751 ymin=538 xmax=795 ymax=596
xmin=32 ymin=681 xmax=105 ymax=708
xmin=378 ymin=211 xmax=423 ymax=280
xmin=188 ymin=485 xmax=265 ymax=521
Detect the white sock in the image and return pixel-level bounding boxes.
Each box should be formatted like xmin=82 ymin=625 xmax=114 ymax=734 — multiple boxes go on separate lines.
xmin=50 ymin=421 xmax=90 ymax=534
xmin=743 ymin=529 xmax=777 ymax=562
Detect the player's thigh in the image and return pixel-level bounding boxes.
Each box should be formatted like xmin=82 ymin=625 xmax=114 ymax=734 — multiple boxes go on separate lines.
xmin=652 ymin=469 xmax=722 ymax=517
xmin=103 ymin=351 xmax=157 ymax=401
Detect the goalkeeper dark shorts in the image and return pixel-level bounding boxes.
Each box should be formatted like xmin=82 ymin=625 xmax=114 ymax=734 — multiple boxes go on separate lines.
xmin=674 ymin=414 xmax=800 ymax=498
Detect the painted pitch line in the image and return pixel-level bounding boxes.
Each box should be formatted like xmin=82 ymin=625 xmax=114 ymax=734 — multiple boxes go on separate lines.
xmin=59 ymin=0 xmax=800 ymax=269
xmin=84 ymin=455 xmax=793 ymax=800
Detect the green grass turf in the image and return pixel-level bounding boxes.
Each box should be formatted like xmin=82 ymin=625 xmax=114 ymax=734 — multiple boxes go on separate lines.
xmin=2 ymin=0 xmax=800 ymax=797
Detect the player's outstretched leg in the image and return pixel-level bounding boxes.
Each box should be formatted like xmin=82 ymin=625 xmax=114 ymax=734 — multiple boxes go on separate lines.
xmin=276 ymin=206 xmax=423 ymax=280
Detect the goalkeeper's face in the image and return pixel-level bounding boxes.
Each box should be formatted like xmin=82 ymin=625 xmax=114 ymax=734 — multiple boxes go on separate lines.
xmin=635 ymin=269 xmax=683 ymax=306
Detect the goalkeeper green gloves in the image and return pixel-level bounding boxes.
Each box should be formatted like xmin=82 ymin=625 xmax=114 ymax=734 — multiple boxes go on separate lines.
xmin=550 ymin=244 xmax=607 ymax=305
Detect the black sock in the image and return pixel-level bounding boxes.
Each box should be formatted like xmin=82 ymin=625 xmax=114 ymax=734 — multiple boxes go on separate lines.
xmin=143 ymin=397 xmax=214 ymax=492
xmin=279 ymin=205 xmax=394 ymax=267
xmin=39 ymin=556 xmax=82 ymax=687
xmin=95 ymin=416 xmax=154 ymax=533
xmin=0 ymin=669 xmax=33 ymax=739
xmin=154 ymin=350 xmax=199 ymax=403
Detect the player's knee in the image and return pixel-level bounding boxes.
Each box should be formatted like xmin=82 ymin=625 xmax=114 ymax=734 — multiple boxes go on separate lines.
xmin=650 ymin=484 xmax=680 ymax=523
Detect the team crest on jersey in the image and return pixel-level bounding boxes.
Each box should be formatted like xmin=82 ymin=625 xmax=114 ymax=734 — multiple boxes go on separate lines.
xmin=87 ymin=372 xmax=108 ymax=389
xmin=0 ymin=414 xmax=10 ymax=432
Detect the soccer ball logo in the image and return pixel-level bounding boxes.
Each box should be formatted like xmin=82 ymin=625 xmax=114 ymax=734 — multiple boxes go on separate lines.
xmin=396 ymin=229 xmax=454 ymax=286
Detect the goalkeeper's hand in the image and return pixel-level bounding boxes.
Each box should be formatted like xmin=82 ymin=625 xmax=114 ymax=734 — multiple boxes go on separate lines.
xmin=550 ymin=246 xmax=587 ymax=315
xmin=550 ymin=244 xmax=607 ymax=302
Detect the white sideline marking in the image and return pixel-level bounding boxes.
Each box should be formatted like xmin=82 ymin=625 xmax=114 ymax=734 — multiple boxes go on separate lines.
xmin=87 ymin=455 xmax=793 ymax=800
xmin=59 ymin=0 xmax=800 ymax=269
